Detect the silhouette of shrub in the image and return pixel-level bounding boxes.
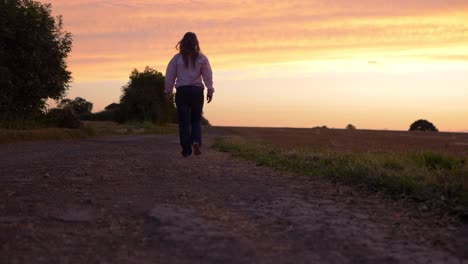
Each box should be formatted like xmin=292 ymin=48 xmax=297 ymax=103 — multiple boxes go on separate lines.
xmin=46 ymin=108 xmax=81 ymax=128
xmin=202 ymin=116 xmax=211 ymax=126
xmin=346 ymin=124 xmax=356 ymax=130
xmin=409 ymin=119 xmax=438 ymax=132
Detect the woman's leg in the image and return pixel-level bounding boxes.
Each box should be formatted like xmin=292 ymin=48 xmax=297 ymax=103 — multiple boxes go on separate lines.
xmin=175 ymin=89 xmax=192 ymax=156
xmin=190 ymin=88 xmax=204 ymax=147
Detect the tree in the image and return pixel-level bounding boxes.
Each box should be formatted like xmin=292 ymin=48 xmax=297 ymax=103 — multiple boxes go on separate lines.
xmin=104 ymin=103 xmax=120 ymax=111
xmin=59 ymin=97 xmax=93 ymax=115
xmin=409 ymin=119 xmax=438 ymax=132
xmin=119 ymin=67 xmax=176 ymax=123
xmin=0 ymin=0 xmax=72 ymax=120
xmin=346 ymin=124 xmax=356 ymax=130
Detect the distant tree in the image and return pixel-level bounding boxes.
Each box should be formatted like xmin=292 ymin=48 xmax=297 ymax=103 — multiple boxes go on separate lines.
xmin=409 ymin=119 xmax=438 ymax=132
xmin=346 ymin=124 xmax=356 ymax=130
xmin=119 ymin=67 xmax=176 ymax=123
xmin=0 ymin=0 xmax=72 ymax=120
xmin=59 ymin=97 xmax=93 ymax=115
xmin=104 ymin=103 xmax=120 ymax=111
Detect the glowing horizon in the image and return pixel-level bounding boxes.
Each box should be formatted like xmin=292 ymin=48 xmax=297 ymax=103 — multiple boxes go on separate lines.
xmin=47 ymin=0 xmax=468 ymax=131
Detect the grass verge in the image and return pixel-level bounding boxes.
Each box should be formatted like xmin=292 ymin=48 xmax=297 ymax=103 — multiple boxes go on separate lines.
xmin=0 ymin=121 xmax=178 ymax=144
xmin=213 ymin=136 xmax=468 ymax=210
xmin=0 ymin=127 xmax=95 ymax=144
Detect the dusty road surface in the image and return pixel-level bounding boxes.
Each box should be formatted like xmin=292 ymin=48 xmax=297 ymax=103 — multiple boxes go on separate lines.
xmin=1 ymin=131 xmax=467 ymax=263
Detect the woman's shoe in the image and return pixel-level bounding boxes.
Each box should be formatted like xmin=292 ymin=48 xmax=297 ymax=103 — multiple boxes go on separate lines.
xmin=193 ymin=143 xmax=201 ymax=155
xmin=181 ymin=148 xmax=192 ymax=158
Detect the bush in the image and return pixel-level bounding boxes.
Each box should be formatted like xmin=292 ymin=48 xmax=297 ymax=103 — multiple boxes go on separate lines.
xmin=45 ymin=108 xmax=81 ymax=128
xmin=201 ymin=115 xmax=211 ymax=126
xmin=409 ymin=119 xmax=438 ymax=132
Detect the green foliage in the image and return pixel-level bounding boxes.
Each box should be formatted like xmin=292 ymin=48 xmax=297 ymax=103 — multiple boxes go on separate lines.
xmin=45 ymin=108 xmax=81 ymax=129
xmin=213 ymin=137 xmax=468 ymax=207
xmin=119 ymin=67 xmax=176 ymax=124
xmin=0 ymin=126 xmax=95 ymax=144
xmin=0 ymin=0 xmax=72 ymax=120
xmin=382 ymin=160 xmax=404 ymax=171
xmin=409 ymin=119 xmax=438 ymax=132
xmin=59 ymin=97 xmax=93 ymax=116
xmin=415 ymin=152 xmax=464 ymax=170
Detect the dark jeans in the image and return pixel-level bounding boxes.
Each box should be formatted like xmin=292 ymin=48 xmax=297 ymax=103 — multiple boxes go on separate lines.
xmin=175 ymin=86 xmax=204 ymax=155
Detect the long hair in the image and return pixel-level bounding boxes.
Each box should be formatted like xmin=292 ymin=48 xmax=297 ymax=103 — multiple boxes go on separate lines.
xmin=176 ymin=32 xmax=201 ymax=68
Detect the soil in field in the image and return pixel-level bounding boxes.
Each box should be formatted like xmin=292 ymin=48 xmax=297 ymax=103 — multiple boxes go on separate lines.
xmin=223 ymin=127 xmax=468 ymax=156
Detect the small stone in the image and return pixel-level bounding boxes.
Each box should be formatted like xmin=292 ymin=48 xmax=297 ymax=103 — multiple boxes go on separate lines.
xmin=418 ymin=204 xmax=429 ymax=212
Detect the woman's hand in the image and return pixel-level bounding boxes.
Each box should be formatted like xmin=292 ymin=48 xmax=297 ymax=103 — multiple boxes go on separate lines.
xmin=207 ymin=93 xmax=213 ymax=104
xmin=165 ymin=93 xmax=173 ymax=103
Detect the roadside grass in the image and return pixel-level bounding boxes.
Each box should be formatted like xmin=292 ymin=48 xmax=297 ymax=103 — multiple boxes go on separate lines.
xmin=0 ymin=126 xmax=95 ymax=144
xmin=0 ymin=121 xmax=178 ymax=144
xmin=213 ymin=136 xmax=468 ymax=209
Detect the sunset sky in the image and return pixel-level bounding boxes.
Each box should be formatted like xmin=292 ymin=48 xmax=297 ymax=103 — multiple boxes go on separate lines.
xmin=47 ymin=0 xmax=468 ymax=131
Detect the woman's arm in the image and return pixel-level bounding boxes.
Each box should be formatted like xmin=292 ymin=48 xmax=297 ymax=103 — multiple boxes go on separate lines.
xmin=201 ymin=55 xmax=214 ymax=95
xmin=165 ymin=56 xmax=178 ymax=94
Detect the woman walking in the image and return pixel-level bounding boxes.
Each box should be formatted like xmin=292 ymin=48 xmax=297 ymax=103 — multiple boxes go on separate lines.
xmin=165 ymin=32 xmax=214 ymax=157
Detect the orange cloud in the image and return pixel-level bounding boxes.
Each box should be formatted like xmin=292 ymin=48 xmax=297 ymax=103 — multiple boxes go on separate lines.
xmin=47 ymin=0 xmax=468 ymax=81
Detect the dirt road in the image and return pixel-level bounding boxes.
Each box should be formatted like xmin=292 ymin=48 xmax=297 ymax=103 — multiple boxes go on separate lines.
xmin=1 ymin=132 xmax=467 ymax=263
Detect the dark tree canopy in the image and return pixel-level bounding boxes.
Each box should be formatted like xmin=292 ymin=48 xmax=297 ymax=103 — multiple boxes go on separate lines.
xmin=119 ymin=67 xmax=176 ymax=123
xmin=104 ymin=103 xmax=120 ymax=111
xmin=409 ymin=119 xmax=438 ymax=132
xmin=59 ymin=97 xmax=93 ymax=115
xmin=0 ymin=0 xmax=72 ymax=119
xmin=346 ymin=124 xmax=356 ymax=130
